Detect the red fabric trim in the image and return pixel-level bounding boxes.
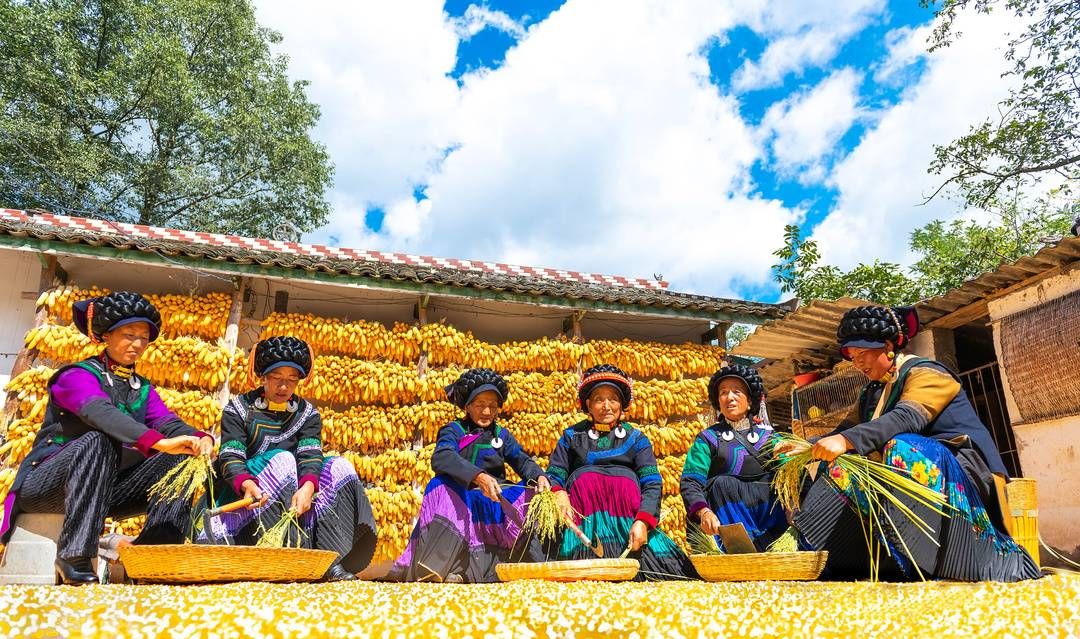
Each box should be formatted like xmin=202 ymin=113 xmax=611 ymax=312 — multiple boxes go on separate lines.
xmin=299 ymin=474 xmax=320 ymax=491
xmin=134 ymin=429 xmax=164 ymax=456
xmin=232 ymin=473 xmax=257 ymax=495
xmin=634 ymin=511 xmax=658 ymax=529
xmin=688 ymin=502 xmax=710 ymax=518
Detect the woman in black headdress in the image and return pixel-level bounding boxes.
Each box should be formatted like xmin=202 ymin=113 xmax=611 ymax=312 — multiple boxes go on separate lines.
xmin=787 ymin=305 xmax=1040 ymax=581
xmin=203 ymin=336 xmax=377 ymax=581
xmin=388 ymin=368 xmax=548 ymax=583
xmin=679 ymin=364 xmax=788 ymax=551
xmin=545 ymin=364 xmax=695 ymax=580
xmin=1 ymin=291 xmax=214 ymax=584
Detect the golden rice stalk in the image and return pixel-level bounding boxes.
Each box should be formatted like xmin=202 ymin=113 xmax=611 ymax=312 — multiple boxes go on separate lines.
xmin=687 ymin=525 xmax=723 ymax=555
xmin=148 ymin=455 xmax=213 ymax=503
xmin=767 ymin=526 xmax=799 ymax=553
xmin=256 ymin=509 xmax=305 ymax=548
xmin=522 ymin=490 xmax=567 ymax=545
xmin=769 ymin=432 xmax=955 ymax=580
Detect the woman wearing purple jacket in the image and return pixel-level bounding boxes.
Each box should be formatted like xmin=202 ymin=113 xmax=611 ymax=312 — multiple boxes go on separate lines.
xmin=0 ymin=291 xmax=214 ymax=585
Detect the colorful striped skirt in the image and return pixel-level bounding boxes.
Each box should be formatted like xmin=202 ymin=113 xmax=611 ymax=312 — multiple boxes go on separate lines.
xmin=794 ymin=433 xmax=1040 ymax=581
xmin=696 ymin=474 xmax=788 ymax=551
xmin=197 ymin=449 xmax=377 ymax=573
xmin=557 ymin=465 xmax=695 ymax=581
xmin=387 ymin=474 xmax=538 ymax=583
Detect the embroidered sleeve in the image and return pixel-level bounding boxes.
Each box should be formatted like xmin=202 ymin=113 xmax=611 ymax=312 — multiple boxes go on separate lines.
xmin=501 ymin=428 xmax=543 ymax=485
xmin=842 ymin=365 xmax=962 ymax=456
xmin=218 ymin=400 xmax=255 ymax=494
xmin=431 ymin=423 xmax=483 ymax=486
xmin=632 ymin=430 xmax=662 ymax=528
xmin=544 ymin=428 xmax=574 ymax=492
xmin=680 ymin=431 xmax=714 ymax=519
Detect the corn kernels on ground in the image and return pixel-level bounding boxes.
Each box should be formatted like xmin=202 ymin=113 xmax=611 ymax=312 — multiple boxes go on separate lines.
xmin=0 ymin=575 xmax=1076 ymax=638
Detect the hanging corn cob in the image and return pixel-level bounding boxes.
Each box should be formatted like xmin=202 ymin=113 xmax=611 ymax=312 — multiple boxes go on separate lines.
xmin=36 ymin=286 xmax=231 ymax=341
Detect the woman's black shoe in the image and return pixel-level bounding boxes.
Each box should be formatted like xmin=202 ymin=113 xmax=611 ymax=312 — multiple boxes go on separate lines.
xmin=54 ymin=557 xmax=99 ymax=585
xmin=323 ymin=563 xmax=358 ymax=582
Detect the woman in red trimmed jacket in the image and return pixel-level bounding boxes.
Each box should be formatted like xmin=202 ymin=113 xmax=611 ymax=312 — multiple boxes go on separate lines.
xmin=1 ymin=292 xmax=214 ymax=585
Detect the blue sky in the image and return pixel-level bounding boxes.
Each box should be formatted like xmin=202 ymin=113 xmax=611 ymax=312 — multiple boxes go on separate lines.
xmin=254 ymin=0 xmax=1021 ymax=302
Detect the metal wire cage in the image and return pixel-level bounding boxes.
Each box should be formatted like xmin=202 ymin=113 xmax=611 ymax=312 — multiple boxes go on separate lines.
xmin=790 ymin=367 xmax=867 ymax=439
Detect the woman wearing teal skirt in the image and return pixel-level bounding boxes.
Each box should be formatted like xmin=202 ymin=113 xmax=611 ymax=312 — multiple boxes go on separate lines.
xmin=546 ymin=364 xmax=694 ymax=580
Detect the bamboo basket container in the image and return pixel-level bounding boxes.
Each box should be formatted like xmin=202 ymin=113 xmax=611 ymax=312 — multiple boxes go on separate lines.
xmin=1006 ymin=478 xmax=1040 ymax=566
xmin=691 ymin=551 xmax=828 ymax=582
xmin=496 ymin=558 xmax=639 ymax=582
xmin=119 ymin=545 xmax=337 ymax=583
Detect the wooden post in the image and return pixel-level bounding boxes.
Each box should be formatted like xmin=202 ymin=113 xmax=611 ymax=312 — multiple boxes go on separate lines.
xmin=700 ymin=322 xmax=730 ymax=346
xmin=3 ymin=255 xmax=66 ymax=425
xmin=215 ymin=277 xmax=248 ymax=409
xmin=412 ymin=294 xmax=431 ymax=452
xmin=564 ymin=310 xmax=585 ymax=376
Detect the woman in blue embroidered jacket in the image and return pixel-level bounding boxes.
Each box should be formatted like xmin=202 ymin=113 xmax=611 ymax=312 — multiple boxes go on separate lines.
xmin=204 ymin=336 xmax=376 ymax=581
xmin=679 ymin=364 xmax=787 ymax=551
xmin=390 ymin=368 xmax=548 ymax=583
xmin=546 ymin=364 xmax=694 ymax=580
xmin=0 ymin=292 xmax=214 ymax=585
xmin=788 ymin=305 xmax=1039 ymax=581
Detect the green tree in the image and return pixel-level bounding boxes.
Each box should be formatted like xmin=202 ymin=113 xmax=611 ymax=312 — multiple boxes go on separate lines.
xmin=922 ymin=0 xmax=1078 ymax=206
xmin=771 ymin=224 xmax=922 ymax=305
xmin=772 ymin=197 xmax=1076 ymax=305
xmin=909 ymin=196 xmax=1076 ymax=295
xmin=0 ymin=0 xmax=332 ymax=236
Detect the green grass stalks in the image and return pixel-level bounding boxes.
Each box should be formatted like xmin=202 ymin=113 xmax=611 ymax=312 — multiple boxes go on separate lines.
xmin=255 ymin=508 xmax=306 ymax=548
xmin=687 ymin=525 xmax=723 ymax=555
xmin=768 ymin=432 xmax=954 ymax=581
xmin=148 ymin=454 xmax=214 ymax=504
xmin=767 ymin=526 xmax=799 ymax=553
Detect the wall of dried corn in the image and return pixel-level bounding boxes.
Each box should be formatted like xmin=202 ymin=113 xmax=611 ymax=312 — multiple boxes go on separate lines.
xmin=0 ymin=285 xmax=726 ymax=560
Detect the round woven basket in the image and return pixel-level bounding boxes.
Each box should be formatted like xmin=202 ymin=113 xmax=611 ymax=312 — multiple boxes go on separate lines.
xmin=496 ymin=558 xmax=640 ymax=582
xmin=119 ymin=545 xmax=338 ymax=584
xmin=691 ymin=551 xmax=827 ymax=582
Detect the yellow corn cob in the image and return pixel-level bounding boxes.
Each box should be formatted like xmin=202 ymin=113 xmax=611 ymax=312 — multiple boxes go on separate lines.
xmin=36 ymin=286 xmax=231 ymax=341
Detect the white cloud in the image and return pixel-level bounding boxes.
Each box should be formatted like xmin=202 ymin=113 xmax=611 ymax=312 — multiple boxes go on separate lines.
xmin=251 ymin=0 xmax=1032 ymax=301
xmin=453 ymin=5 xmax=526 ymax=41
xmin=731 ymin=0 xmax=885 ymax=91
xmin=873 ymin=23 xmax=933 ymax=85
xmin=254 ymin=0 xmax=461 ymax=248
xmin=811 ymin=10 xmax=1026 ymax=270
xmin=761 ymin=68 xmax=863 ymax=181
xmin=371 ymin=1 xmax=799 ymax=296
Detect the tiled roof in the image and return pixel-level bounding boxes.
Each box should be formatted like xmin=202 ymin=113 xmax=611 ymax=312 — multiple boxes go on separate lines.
xmin=0 ymin=209 xmax=662 ymax=289
xmin=0 ymin=209 xmax=789 ymax=322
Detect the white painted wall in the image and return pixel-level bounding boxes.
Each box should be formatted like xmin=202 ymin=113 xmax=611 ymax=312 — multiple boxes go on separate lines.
xmin=0 ymin=250 xmax=42 ymax=387
xmin=989 ymin=267 xmax=1080 ymax=558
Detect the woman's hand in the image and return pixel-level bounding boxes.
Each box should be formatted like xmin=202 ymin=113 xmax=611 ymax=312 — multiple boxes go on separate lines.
xmin=474 ymin=472 xmax=502 ymax=502
xmin=152 ymin=435 xmax=201 ymax=456
xmin=535 ymin=475 xmax=551 ymax=493
xmin=197 ymin=436 xmax=216 ymax=458
xmin=772 ymin=439 xmax=808 ymax=457
xmin=628 ymin=520 xmax=649 ymax=552
xmin=240 ymin=479 xmax=269 ymax=509
xmin=810 ymin=434 xmax=852 ymax=462
xmin=554 ymin=490 xmax=577 ymax=525
xmin=291 ymin=481 xmax=316 ymax=516
xmin=697 ymin=508 xmax=721 ymax=536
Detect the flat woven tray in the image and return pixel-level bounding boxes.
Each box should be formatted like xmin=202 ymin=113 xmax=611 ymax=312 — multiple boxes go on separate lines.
xmin=119 ymin=544 xmax=337 ymax=584
xmin=496 ymin=558 xmax=640 ymax=582
xmin=691 ymin=551 xmax=828 ymax=582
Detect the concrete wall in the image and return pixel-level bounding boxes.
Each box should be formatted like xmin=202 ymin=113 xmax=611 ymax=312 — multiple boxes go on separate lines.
xmin=907 ymin=327 xmax=958 ymax=371
xmin=989 ymin=267 xmax=1080 ymax=559
xmin=0 ymin=250 xmax=42 ymax=388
